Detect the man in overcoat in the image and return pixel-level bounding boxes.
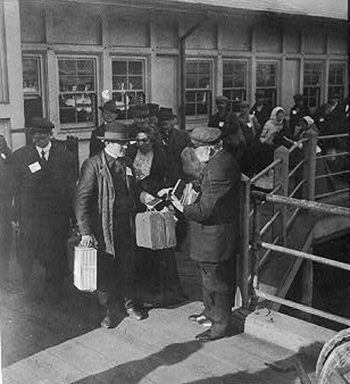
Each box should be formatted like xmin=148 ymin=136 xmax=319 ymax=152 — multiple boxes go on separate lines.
xmin=7 ymin=118 xmax=76 ymax=302
xmin=289 ymin=94 xmax=310 ymax=137
xmin=75 ymin=120 xmax=146 ymax=327
xmin=172 ymin=127 xmax=240 ymax=341
xmin=89 ymin=100 xmax=120 ymax=157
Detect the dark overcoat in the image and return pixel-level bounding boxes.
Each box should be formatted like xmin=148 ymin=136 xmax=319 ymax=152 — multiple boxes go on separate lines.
xmin=183 ymin=150 xmax=240 ymax=263
xmin=89 ymin=123 xmax=106 ymax=157
xmin=7 ymin=143 xmax=76 ymax=266
xmin=74 ymin=150 xmax=138 ymax=256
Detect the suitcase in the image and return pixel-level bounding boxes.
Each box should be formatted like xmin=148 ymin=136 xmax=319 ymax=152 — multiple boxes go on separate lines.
xmin=135 ymin=210 xmax=176 ymax=250
xmin=73 ymin=246 xmax=97 ymax=292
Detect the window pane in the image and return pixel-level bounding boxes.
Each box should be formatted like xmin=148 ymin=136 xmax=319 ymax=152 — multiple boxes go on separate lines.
xmin=256 ymin=66 xmax=265 ymax=87
xmin=128 ymin=61 xmax=143 ymax=75
xmin=223 ymin=76 xmax=233 ymax=88
xmin=186 ymin=74 xmax=197 ymax=89
xmin=113 ymin=61 xmax=127 ymax=75
xmin=223 ymin=62 xmax=233 ymax=76
xmin=185 ymin=91 xmax=196 ymax=102
xmin=186 ymin=62 xmax=197 ymax=75
xmin=198 ymin=62 xmax=210 ymax=75
xmin=198 ymin=74 xmax=210 ymax=89
xmin=304 ymin=63 xmax=321 ymax=86
xmin=58 ymin=60 xmax=76 ymax=76
xmin=129 ymin=76 xmax=143 ymax=90
xmin=23 ymin=58 xmax=41 ymax=95
xmin=77 ymin=60 xmax=94 ymax=75
xmin=76 ymin=93 xmax=95 ymax=122
xmin=76 ymin=76 xmax=95 ymax=91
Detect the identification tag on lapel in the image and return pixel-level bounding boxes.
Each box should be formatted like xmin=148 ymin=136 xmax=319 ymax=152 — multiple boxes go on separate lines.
xmin=126 ymin=167 xmax=133 ymax=176
xmin=28 ymin=161 xmax=42 ymax=173
xmin=219 ymin=121 xmax=224 ymax=128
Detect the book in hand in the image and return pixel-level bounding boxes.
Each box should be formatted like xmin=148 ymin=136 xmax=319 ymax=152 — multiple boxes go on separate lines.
xmin=171 ymin=179 xmax=199 ymax=206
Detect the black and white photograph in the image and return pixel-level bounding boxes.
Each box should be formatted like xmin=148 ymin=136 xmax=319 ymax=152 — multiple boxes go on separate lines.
xmin=0 ymin=0 xmax=349 ymax=382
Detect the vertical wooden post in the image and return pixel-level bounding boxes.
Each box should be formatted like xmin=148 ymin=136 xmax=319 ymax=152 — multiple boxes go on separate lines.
xmin=301 ymin=131 xmax=317 ymax=319
xmin=237 ymin=174 xmax=250 ymax=308
xmin=179 ymin=39 xmax=186 ymax=130
xmin=302 ymin=130 xmax=318 ymax=201
xmin=273 ymin=146 xmax=289 ymax=246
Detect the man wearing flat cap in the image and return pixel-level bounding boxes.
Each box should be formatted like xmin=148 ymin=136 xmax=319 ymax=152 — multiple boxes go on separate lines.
xmin=90 ymin=100 xmax=120 ymax=157
xmin=171 ymin=127 xmax=241 ymax=341
xmin=250 ymin=91 xmax=272 ymax=127
xmin=75 ymin=120 xmax=146 ymax=327
xmin=7 ymin=117 xmax=76 ymax=302
xmin=289 ymin=94 xmax=310 ymax=137
xmin=208 ymin=96 xmax=244 ymax=158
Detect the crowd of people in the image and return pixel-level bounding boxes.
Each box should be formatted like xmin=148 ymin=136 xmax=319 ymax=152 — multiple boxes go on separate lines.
xmin=0 ymin=90 xmax=348 ymax=342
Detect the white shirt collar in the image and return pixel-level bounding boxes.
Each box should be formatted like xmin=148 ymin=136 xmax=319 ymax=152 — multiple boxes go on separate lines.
xmin=36 ymin=141 xmax=52 ymax=160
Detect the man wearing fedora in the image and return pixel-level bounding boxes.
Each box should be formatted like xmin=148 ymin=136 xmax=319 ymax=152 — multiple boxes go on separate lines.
xmin=171 ymin=127 xmax=240 ymax=341
xmin=7 ymin=117 xmax=76 ymax=302
xmin=89 ymin=100 xmax=120 ymax=157
xmin=75 ymin=120 xmax=146 ymax=327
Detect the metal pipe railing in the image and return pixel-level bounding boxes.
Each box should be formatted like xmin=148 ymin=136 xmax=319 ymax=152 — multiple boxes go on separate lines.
xmin=315 ymin=169 xmax=350 ymax=180
xmin=318 ymin=133 xmax=349 ymax=140
xmin=259 ymin=211 xmax=280 ymax=237
xmin=255 ymin=290 xmax=350 ymax=327
xmin=260 ymin=242 xmax=350 ymax=271
xmin=288 ymin=159 xmax=306 ymax=179
xmin=252 ymin=191 xmax=350 ymax=216
xmin=287 ymin=207 xmax=300 ymax=228
xmin=315 ymin=187 xmax=350 ymax=200
xmin=251 ymin=159 xmax=281 ymax=183
xmin=288 ymin=138 xmax=308 ymax=154
xmin=259 ymin=236 xmax=280 ymax=270
xmin=289 ymin=179 xmax=306 ymax=198
xmin=316 ymin=151 xmax=349 ymax=161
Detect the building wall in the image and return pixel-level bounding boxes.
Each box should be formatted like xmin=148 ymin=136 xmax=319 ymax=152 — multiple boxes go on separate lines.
xmin=16 ymin=0 xmax=349 ymax=163
xmin=0 ymin=0 xmax=25 ymax=151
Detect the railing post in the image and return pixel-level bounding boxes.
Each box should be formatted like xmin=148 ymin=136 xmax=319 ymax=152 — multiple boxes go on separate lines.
xmin=273 ymin=146 xmax=289 ymax=246
xmin=237 ymin=174 xmax=251 ymax=308
xmin=302 ymin=130 xmax=318 ymax=201
xmin=250 ymin=197 xmax=261 ymax=309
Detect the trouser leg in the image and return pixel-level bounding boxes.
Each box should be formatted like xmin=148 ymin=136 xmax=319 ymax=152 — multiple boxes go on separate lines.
xmin=0 ymin=219 xmax=12 ymax=286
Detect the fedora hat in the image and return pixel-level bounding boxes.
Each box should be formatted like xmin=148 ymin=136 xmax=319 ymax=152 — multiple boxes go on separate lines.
xmin=99 ymin=100 xmax=120 ymax=114
xmin=158 ymin=107 xmax=176 ymax=122
xmin=97 ymin=121 xmax=133 ymax=142
xmin=131 ymin=104 xmax=149 ymax=118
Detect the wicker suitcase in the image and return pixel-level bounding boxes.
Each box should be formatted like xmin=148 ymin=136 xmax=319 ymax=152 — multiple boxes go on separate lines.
xmin=73 ymin=246 xmax=97 ymax=292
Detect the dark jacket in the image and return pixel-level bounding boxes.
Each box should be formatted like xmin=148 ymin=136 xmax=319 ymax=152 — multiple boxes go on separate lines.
xmin=89 ymin=123 xmax=106 ymax=157
xmin=0 ymin=137 xmax=12 ymax=218
xmin=289 ymin=104 xmax=311 ymax=137
xmin=250 ymin=103 xmax=272 ymax=127
xmin=183 ymin=150 xmax=240 ymax=263
xmin=162 ymin=128 xmax=191 ymax=187
xmin=127 ymin=143 xmax=166 ymax=196
xmin=7 ymin=143 xmax=76 ymax=223
xmin=74 ymin=150 xmax=138 ymax=256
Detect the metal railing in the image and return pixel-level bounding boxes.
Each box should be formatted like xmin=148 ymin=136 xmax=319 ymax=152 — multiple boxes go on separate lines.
xmin=249 ymin=191 xmax=350 ymax=327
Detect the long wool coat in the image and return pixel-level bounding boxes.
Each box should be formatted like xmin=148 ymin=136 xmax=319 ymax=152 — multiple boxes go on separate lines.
xmin=183 ymin=150 xmax=240 ymax=263
xmin=74 ymin=150 xmax=138 ymax=257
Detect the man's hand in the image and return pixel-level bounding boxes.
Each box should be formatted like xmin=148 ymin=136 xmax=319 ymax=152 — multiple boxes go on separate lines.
xmin=157 ymin=188 xmax=173 ymax=199
xmin=80 ymin=234 xmax=96 ymax=248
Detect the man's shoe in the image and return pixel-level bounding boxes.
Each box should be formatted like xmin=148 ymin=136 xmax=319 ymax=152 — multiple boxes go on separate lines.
xmin=188 ymin=314 xmax=206 ymax=323
xmin=195 ymin=329 xmax=227 ymax=342
xmin=126 ymin=305 xmax=146 ymax=321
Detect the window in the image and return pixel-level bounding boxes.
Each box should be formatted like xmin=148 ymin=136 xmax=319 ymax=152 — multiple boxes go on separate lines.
xmin=328 ymin=63 xmax=345 ymax=100
xmin=185 ymin=60 xmax=212 ymax=117
xmin=23 ymin=56 xmax=44 ymax=127
xmin=303 ymin=62 xmax=322 ymax=109
xmin=223 ymin=60 xmax=247 ymax=108
xmin=112 ymin=59 xmax=146 ymax=118
xmin=256 ymin=62 xmax=277 ymax=108
xmin=58 ymin=57 xmax=97 ymax=125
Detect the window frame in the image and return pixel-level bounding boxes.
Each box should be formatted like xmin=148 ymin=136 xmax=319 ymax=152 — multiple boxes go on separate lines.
xmin=57 ymin=55 xmax=99 ymax=129
xmin=222 ymin=59 xmax=248 ymax=107
xmin=303 ymin=61 xmax=323 ymax=110
xmin=256 ymin=60 xmax=279 ymax=108
xmin=111 ymin=56 xmax=147 ymax=119
xmin=185 ymin=58 xmax=214 ymax=120
xmin=23 ymin=55 xmax=43 ymax=99
xmin=328 ymin=61 xmax=346 ymax=101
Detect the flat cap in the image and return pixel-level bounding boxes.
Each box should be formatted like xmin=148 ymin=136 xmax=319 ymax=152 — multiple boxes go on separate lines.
xmin=216 ymin=95 xmax=229 ymax=103
xmin=30 ymin=117 xmax=54 ymax=132
xmin=158 ymin=107 xmax=176 ymax=121
xmin=190 ymin=127 xmax=221 ymax=147
xmin=147 ymin=103 xmax=160 ymax=117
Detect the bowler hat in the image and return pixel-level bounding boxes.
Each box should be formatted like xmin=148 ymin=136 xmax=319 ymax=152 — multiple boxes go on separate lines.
xmin=97 ymin=121 xmax=133 ymax=142
xmin=99 ymin=100 xmax=120 ymax=114
xmin=293 ymin=94 xmax=303 ymax=102
xmin=231 ymin=100 xmax=242 ymax=112
xmin=130 ymin=104 xmax=149 ymax=119
xmin=30 ymin=117 xmax=54 ymax=132
xmin=158 ymin=107 xmax=176 ymax=122
xmin=190 ymin=127 xmax=221 ymax=147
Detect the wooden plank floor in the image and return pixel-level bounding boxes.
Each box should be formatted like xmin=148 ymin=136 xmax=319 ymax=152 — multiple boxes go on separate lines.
xmin=1 ymin=252 xmax=316 ymax=384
